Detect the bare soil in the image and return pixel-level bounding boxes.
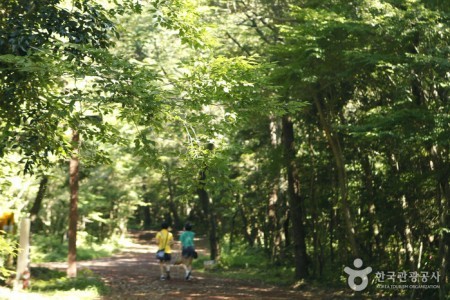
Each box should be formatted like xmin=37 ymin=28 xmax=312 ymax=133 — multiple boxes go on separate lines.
xmin=32 ymin=231 xmax=361 ymax=300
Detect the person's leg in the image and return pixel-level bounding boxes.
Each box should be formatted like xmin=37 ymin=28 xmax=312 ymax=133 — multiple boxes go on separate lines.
xmin=181 ymin=247 xmax=189 ymax=275
xmin=165 ymin=262 xmax=171 ymax=279
xmin=159 ymin=261 xmax=166 ymax=280
xmin=181 ymin=257 xmax=189 ymax=272
xmin=185 ymin=257 xmax=193 ymax=280
xmin=165 ymin=254 xmax=171 ymax=279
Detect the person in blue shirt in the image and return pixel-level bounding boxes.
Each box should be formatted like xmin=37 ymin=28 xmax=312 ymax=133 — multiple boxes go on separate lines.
xmin=179 ymin=222 xmax=196 ymax=280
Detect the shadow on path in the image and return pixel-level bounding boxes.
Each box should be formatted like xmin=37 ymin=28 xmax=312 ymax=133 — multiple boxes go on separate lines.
xmin=34 ymin=231 xmax=339 ymax=299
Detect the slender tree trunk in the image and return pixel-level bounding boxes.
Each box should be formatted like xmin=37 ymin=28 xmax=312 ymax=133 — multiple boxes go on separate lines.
xmin=229 ymin=208 xmax=238 ymax=251
xmin=313 ymin=95 xmax=359 ymax=258
xmin=250 ymin=216 xmax=260 ymax=246
xmin=268 ymin=186 xmax=282 ymax=259
xmin=141 ymin=183 xmax=152 ymax=230
xmin=329 ymin=206 xmax=335 ymax=264
xmin=388 ymin=154 xmax=416 ymax=271
xmin=197 ymin=155 xmax=219 ymax=260
xmin=68 ymin=129 xmax=79 ymax=278
xmin=283 ymin=213 xmax=290 ymax=249
xmin=308 ymin=133 xmax=323 ymax=277
xmin=142 ymin=206 xmax=151 ymax=230
xmin=239 ymin=205 xmax=255 ymax=247
xmin=281 ymin=115 xmax=308 ymax=279
xmin=311 ymin=178 xmax=321 ymax=277
xmin=268 ymin=116 xmax=283 ymax=261
xmin=360 ymin=154 xmax=382 ymax=259
xmin=15 ymin=218 xmax=30 ymax=290
xmin=165 ymin=165 xmax=181 ymax=229
xmin=29 ymin=175 xmax=48 ymax=231
xmin=400 ymin=195 xmax=416 ymax=271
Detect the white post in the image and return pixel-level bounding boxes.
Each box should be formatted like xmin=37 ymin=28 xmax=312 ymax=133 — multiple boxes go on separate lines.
xmin=14 ymin=218 xmax=30 ymax=290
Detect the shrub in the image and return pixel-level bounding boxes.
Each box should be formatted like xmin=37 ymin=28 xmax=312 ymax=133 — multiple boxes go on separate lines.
xmin=30 ymin=267 xmax=109 ymax=296
xmin=30 ymin=232 xmax=123 ymax=263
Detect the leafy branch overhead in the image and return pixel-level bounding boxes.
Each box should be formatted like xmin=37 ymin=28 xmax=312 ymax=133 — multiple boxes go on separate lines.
xmin=0 ymin=1 xmax=159 ymax=172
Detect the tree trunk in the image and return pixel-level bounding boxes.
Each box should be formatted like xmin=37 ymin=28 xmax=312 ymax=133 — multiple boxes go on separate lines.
xmin=67 ymin=129 xmax=79 ymax=278
xmin=268 ymin=116 xmax=283 ymax=261
xmin=229 ymin=208 xmax=238 ymax=251
xmin=281 ymin=115 xmax=308 ymax=279
xmin=197 ymin=167 xmax=219 ymax=260
xmin=141 ymin=183 xmax=152 ymax=230
xmin=313 ymin=95 xmax=359 ymax=258
xmin=308 ymin=133 xmax=323 ymax=277
xmin=360 ymin=154 xmax=382 ymax=259
xmin=329 ymin=205 xmax=335 ymax=264
xmin=29 ymin=175 xmax=48 ymax=231
xmin=400 ymin=195 xmax=416 ymax=271
xmin=165 ymin=165 xmax=181 ymax=229
xmin=268 ymin=186 xmax=282 ymax=259
xmin=15 ymin=218 xmax=30 ymax=290
xmin=388 ymin=153 xmax=416 ymax=271
xmin=283 ymin=213 xmax=290 ymax=250
xmin=238 ymin=203 xmax=255 ymax=247
xmin=142 ymin=206 xmax=151 ymax=230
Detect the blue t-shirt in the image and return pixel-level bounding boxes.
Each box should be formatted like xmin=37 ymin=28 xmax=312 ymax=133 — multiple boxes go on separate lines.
xmin=180 ymin=231 xmax=195 ymax=248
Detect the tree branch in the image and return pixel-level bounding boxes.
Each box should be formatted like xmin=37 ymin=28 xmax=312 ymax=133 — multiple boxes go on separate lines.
xmin=225 ymin=31 xmax=251 ymax=56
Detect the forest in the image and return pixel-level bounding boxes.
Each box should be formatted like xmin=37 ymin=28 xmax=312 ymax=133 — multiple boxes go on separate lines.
xmin=0 ymin=0 xmax=449 ymax=299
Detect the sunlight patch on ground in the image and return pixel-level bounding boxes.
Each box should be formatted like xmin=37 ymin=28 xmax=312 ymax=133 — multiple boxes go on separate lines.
xmin=0 ymin=287 xmax=99 ymax=300
xmin=236 ymin=285 xmax=275 ymax=292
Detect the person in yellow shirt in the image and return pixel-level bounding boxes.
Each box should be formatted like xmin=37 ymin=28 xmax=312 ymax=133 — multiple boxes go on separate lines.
xmin=155 ymin=221 xmax=173 ymax=280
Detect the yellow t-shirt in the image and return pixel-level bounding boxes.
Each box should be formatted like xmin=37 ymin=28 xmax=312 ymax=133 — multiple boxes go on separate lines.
xmin=156 ymin=229 xmax=173 ymax=253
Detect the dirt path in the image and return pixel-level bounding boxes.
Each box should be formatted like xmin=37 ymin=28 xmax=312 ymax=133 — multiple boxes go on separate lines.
xmin=34 ymin=231 xmax=345 ymax=299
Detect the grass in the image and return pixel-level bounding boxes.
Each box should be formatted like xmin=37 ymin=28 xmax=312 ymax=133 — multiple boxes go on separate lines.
xmin=0 ymin=267 xmax=109 ymax=300
xmin=195 ymin=242 xmax=297 ymax=286
xmin=212 ymin=266 xmax=296 ymax=286
xmin=30 ymin=267 xmax=109 ymax=295
xmin=30 ymin=232 xmax=123 ymax=263
xmin=4 ymin=232 xmax=121 ymax=299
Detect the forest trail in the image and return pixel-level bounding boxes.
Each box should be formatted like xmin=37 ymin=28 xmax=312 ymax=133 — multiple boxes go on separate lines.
xmin=33 ymin=231 xmax=350 ymax=299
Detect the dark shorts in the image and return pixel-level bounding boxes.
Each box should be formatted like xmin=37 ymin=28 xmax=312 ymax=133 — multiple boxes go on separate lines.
xmin=158 ymin=253 xmax=171 ymax=262
xmin=182 ymin=246 xmax=195 ymax=258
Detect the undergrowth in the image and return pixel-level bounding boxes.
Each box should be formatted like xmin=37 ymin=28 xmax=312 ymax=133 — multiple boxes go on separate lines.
xmin=31 ymin=231 xmax=124 ymax=263
xmin=199 ymin=240 xmax=296 ymax=286
xmin=30 ymin=267 xmax=109 ymax=297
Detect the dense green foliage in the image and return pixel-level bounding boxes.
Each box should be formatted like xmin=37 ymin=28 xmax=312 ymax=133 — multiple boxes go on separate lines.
xmin=0 ymin=235 xmax=16 ymax=279
xmin=0 ymin=0 xmax=448 ymax=298
xmin=30 ymin=232 xmax=122 ymax=263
